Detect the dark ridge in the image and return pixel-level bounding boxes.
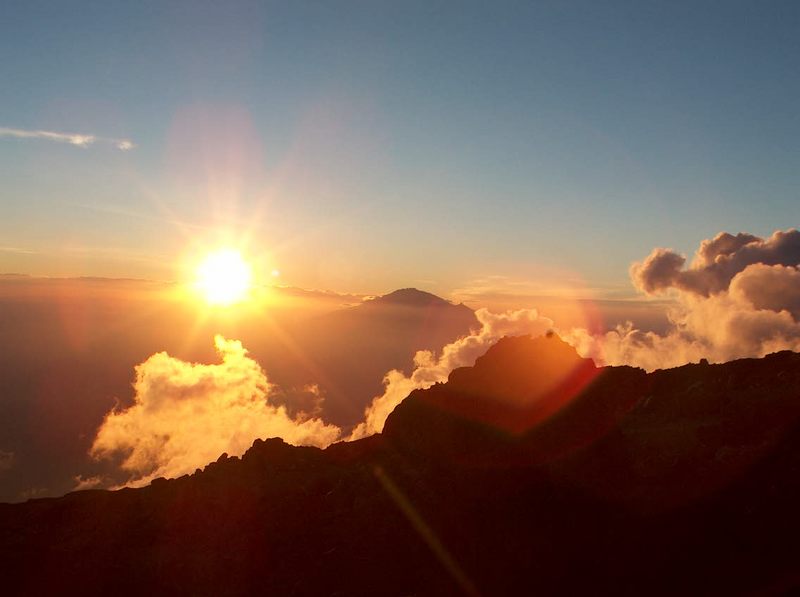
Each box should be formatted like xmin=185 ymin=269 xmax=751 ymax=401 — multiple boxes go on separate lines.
xmin=3 ymin=336 xmax=800 ymax=596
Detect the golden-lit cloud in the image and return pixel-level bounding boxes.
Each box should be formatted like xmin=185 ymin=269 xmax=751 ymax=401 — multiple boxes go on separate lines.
xmin=565 ymin=229 xmax=800 ymax=370
xmin=0 ymin=126 xmax=135 ymax=150
xmin=350 ymin=308 xmax=554 ymax=439
xmin=630 ymin=229 xmax=800 ymax=297
xmin=91 ymin=336 xmax=341 ymax=486
xmin=85 ymin=229 xmax=800 ymax=479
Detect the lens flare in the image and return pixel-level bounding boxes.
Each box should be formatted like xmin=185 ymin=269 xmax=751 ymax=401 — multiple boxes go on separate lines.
xmin=195 ymin=248 xmax=253 ymax=305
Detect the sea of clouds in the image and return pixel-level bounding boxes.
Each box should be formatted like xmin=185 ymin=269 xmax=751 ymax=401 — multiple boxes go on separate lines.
xmin=88 ymin=228 xmax=800 ymax=487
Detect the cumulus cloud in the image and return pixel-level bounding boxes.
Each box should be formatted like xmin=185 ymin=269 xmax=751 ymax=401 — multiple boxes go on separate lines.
xmin=91 ymin=336 xmax=341 ymax=486
xmin=569 ymin=229 xmax=800 ymax=370
xmin=0 ymin=126 xmax=135 ymax=150
xmin=631 ymin=229 xmax=800 ymax=297
xmin=729 ymin=263 xmax=800 ymax=319
xmin=350 ymin=308 xmax=554 ymax=439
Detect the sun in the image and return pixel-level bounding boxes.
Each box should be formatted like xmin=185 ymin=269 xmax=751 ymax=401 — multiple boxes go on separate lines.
xmin=195 ymin=248 xmax=253 ymax=306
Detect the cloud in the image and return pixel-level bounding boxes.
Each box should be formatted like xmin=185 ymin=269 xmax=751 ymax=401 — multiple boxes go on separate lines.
xmin=0 ymin=246 xmax=38 ymax=255
xmin=73 ymin=475 xmax=104 ymax=491
xmin=451 ymin=274 xmax=621 ymax=304
xmin=567 ymin=229 xmax=800 ymax=370
xmin=350 ymin=308 xmax=554 ymax=439
xmin=85 ymin=229 xmax=800 ymax=475
xmin=352 ymin=232 xmax=800 ymax=436
xmin=729 ymin=263 xmax=800 ymax=320
xmin=631 ymin=229 xmax=800 ymax=297
xmin=0 ymin=126 xmax=135 ymax=150
xmin=90 ymin=336 xmax=341 ymax=486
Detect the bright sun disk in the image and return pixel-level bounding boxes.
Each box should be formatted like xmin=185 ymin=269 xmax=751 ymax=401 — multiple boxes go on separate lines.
xmin=195 ymin=249 xmax=253 ymax=306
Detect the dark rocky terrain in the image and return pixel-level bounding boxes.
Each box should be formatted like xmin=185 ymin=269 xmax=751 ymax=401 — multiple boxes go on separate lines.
xmin=2 ymin=335 xmax=800 ymax=596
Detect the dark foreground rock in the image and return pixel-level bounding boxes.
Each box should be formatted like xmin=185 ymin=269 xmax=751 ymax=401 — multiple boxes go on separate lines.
xmin=2 ymin=335 xmax=800 ymax=596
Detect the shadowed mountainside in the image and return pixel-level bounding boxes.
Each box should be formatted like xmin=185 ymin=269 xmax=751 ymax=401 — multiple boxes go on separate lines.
xmin=277 ymin=288 xmax=478 ymax=427
xmin=2 ymin=335 xmax=800 ymax=596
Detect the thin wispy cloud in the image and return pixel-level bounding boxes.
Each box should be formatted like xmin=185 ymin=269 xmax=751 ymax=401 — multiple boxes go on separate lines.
xmin=0 ymin=246 xmax=38 ymax=255
xmin=0 ymin=126 xmax=135 ymax=150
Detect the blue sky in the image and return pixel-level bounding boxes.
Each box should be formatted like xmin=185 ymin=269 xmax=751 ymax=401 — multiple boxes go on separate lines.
xmin=1 ymin=0 xmax=798 ymax=297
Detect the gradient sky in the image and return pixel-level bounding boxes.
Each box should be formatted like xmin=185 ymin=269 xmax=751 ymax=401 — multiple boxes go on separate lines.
xmin=1 ymin=0 xmax=798 ymax=297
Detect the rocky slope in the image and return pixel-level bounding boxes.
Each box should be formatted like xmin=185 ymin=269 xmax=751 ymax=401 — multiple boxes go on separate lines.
xmin=2 ymin=335 xmax=799 ymax=596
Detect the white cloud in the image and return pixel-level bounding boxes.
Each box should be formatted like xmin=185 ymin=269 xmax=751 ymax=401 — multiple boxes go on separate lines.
xmin=0 ymin=126 xmax=135 ymax=150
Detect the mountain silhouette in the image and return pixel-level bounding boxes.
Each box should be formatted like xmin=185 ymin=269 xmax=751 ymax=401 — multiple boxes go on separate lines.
xmin=366 ymin=287 xmax=464 ymax=308
xmin=275 ymin=287 xmax=477 ymax=427
xmin=2 ymin=335 xmax=800 ymax=595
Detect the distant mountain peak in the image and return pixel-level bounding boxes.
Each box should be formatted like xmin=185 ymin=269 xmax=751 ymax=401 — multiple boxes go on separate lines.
xmin=370 ymin=288 xmax=458 ymax=308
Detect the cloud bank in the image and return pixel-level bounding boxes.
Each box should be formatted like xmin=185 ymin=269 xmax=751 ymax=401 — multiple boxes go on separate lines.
xmin=348 ymin=229 xmax=800 ymax=441
xmin=0 ymin=126 xmax=135 ymax=150
xmin=90 ymin=228 xmax=800 ymax=480
xmin=566 ymin=229 xmax=800 ymax=370
xmin=350 ymin=308 xmax=554 ymax=439
xmin=91 ymin=336 xmax=340 ymax=486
